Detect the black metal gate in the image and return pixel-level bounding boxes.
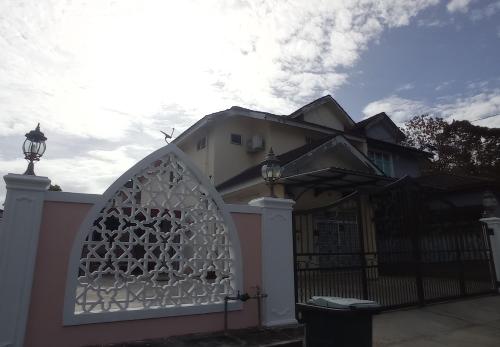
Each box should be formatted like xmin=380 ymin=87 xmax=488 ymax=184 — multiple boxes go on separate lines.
xmin=293 ymin=179 xmax=497 ymax=309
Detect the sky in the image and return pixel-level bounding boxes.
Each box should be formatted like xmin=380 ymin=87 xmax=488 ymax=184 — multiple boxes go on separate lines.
xmin=1 ymin=0 xmax=500 ymax=202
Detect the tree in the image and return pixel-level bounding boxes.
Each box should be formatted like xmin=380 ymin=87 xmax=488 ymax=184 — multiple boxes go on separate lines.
xmin=49 ymin=184 xmax=62 ymax=191
xmin=402 ymin=114 xmax=446 ymax=153
xmin=403 ymin=115 xmax=500 ymax=179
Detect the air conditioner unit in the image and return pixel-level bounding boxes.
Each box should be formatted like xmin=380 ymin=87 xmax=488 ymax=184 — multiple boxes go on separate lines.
xmin=246 ymin=134 xmax=265 ymax=153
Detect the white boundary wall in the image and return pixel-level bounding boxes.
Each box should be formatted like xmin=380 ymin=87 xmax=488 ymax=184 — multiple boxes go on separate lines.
xmin=0 ymin=174 xmax=50 ymax=347
xmin=249 ymin=197 xmax=297 ymax=327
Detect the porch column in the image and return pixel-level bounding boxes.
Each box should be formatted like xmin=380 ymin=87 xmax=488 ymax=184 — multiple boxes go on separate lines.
xmin=0 ymin=174 xmax=50 ymax=347
xmin=249 ymin=197 xmax=296 ymax=327
xmin=480 ymin=217 xmax=500 ymax=291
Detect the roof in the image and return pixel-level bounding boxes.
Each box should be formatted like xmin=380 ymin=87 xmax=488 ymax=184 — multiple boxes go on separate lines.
xmin=355 ymin=112 xmax=406 ymax=140
xmin=216 ymin=134 xmax=385 ymax=192
xmin=174 ymin=95 xmax=366 ymax=145
xmin=366 ymin=138 xmax=433 ymax=158
xmin=216 ymin=136 xmax=333 ymax=191
xmin=281 ymin=166 xmax=394 ymax=192
xmin=288 ymin=95 xmax=356 ymax=126
xmin=173 ymin=104 xmax=357 ymax=146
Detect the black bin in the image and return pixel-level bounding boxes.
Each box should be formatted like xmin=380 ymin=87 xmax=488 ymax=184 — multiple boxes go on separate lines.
xmin=297 ymin=296 xmax=381 ymax=347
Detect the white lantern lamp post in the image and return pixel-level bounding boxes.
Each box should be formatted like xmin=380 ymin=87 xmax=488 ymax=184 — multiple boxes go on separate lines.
xmin=22 ymin=123 xmax=47 ymax=176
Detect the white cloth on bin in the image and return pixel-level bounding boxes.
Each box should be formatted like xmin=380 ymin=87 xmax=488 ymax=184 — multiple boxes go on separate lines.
xmin=308 ymin=296 xmax=380 ymax=309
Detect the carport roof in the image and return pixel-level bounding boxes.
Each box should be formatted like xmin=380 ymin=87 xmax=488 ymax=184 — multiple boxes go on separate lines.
xmin=281 ymin=166 xmax=394 ymax=191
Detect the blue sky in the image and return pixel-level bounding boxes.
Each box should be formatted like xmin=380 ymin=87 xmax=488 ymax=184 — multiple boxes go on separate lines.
xmin=1 ymin=0 xmax=500 ymax=201
xmin=339 ymin=1 xmax=500 ymax=123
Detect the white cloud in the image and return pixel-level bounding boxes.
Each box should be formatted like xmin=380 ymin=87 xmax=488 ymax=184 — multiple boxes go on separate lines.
xmin=363 ymin=89 xmax=500 ymax=128
xmin=435 ymin=80 xmax=454 ymax=91
xmin=447 ymin=0 xmax=473 ymax=13
xmin=470 ymin=1 xmax=500 ymax=20
xmin=435 ymin=90 xmax=500 ymax=125
xmin=362 ymin=95 xmax=428 ymax=123
xmin=396 ymin=83 xmax=415 ymax=92
xmin=0 ymin=144 xmax=156 ymax=203
xmin=417 ymin=18 xmax=447 ymax=27
xmin=0 ymin=0 xmax=441 ymax=202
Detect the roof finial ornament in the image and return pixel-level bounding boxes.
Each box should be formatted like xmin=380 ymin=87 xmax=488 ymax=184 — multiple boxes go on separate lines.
xmin=160 ymin=128 xmax=175 ymax=144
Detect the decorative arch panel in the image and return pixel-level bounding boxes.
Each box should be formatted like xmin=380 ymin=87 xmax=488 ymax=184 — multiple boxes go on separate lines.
xmin=63 ymin=144 xmax=243 ymax=325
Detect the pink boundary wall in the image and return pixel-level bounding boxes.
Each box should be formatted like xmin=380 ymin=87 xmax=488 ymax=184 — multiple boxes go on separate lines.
xmin=24 ymin=201 xmax=262 ymax=347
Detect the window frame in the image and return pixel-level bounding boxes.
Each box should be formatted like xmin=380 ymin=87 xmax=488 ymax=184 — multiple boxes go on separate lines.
xmin=368 ymin=149 xmax=394 ymax=177
xmin=230 ymin=133 xmax=242 ymax=145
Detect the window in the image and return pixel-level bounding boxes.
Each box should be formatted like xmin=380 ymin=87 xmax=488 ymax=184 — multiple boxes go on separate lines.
xmin=305 ymin=136 xmax=314 ymax=144
xmin=230 ymin=133 xmax=242 ymax=145
xmin=196 ymin=137 xmax=206 ymax=150
xmin=368 ymin=150 xmax=394 ymax=176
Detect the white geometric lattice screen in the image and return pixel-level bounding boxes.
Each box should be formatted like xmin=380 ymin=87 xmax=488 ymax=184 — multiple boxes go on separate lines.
xmin=64 ymin=145 xmax=241 ymax=323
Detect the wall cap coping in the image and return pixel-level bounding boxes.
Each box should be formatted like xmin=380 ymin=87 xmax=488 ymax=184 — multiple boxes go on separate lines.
xmin=481 ymin=217 xmax=500 ymax=226
xmin=44 ymin=191 xmax=101 ymax=204
xmin=226 ymin=204 xmax=262 ymax=214
xmin=248 ymin=197 xmax=295 ymax=210
xmin=4 ymin=173 xmax=51 ymax=191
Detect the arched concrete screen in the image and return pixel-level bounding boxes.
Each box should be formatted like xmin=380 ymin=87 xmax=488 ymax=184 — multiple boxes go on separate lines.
xmin=63 ymin=144 xmax=243 ymax=325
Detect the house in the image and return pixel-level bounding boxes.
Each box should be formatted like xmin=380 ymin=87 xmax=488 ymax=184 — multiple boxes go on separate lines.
xmin=173 ymin=95 xmax=499 ymax=308
xmin=174 ymin=95 xmax=430 ymax=209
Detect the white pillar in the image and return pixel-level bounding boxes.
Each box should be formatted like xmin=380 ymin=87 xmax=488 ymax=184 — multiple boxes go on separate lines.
xmin=481 ymin=217 xmax=500 ymax=292
xmin=249 ymin=197 xmax=296 ymax=327
xmin=0 ymin=174 xmax=50 ymax=347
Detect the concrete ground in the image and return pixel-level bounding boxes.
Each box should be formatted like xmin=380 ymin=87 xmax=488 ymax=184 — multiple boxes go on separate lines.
xmin=373 ymin=295 xmax=500 ymax=347
xmin=93 ymin=295 xmax=500 ymax=346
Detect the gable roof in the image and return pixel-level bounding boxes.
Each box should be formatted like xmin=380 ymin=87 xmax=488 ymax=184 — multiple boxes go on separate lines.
xmin=216 ymin=135 xmax=384 ymax=192
xmin=215 ymin=136 xmax=333 ymax=191
xmin=173 ymin=105 xmax=364 ymax=146
xmin=288 ymin=95 xmax=356 ymax=127
xmin=355 ymin=112 xmax=406 ymax=141
xmin=366 ymin=137 xmax=432 ymax=158
xmin=282 ymin=135 xmax=384 ymax=177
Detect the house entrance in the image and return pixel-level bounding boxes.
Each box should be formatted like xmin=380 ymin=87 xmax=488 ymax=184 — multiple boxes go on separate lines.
xmin=293 ymin=178 xmax=497 ymax=310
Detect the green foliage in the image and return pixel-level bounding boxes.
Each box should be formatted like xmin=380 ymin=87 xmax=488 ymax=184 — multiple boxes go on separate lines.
xmin=403 ymin=115 xmax=500 ymax=178
xmin=49 ymin=184 xmax=62 ymax=191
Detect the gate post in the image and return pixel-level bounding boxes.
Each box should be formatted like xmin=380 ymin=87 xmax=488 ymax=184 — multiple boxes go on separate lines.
xmin=480 ymin=217 xmax=500 ymax=291
xmin=0 ymin=173 xmax=50 ymax=347
xmin=249 ymin=197 xmax=297 ymax=327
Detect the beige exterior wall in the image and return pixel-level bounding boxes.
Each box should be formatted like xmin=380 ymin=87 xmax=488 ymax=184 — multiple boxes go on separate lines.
xmin=210 ymin=116 xmax=267 ymax=185
xmin=178 ymin=126 xmax=215 ymax=182
xmin=266 ymin=121 xmax=315 ymax=154
xmin=198 ymin=115 xmax=327 ymax=185
xmin=301 ymin=104 xmax=347 ymax=131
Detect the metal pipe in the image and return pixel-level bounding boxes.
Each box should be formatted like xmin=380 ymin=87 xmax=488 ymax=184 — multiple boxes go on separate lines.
xmin=250 ymin=286 xmax=268 ymax=329
xmin=224 ymin=288 xmax=268 ymax=333
xmin=256 ymin=287 xmax=262 ymax=328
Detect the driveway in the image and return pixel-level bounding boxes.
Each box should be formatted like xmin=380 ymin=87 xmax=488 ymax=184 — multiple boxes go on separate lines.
xmin=373 ymin=295 xmax=500 ymax=346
